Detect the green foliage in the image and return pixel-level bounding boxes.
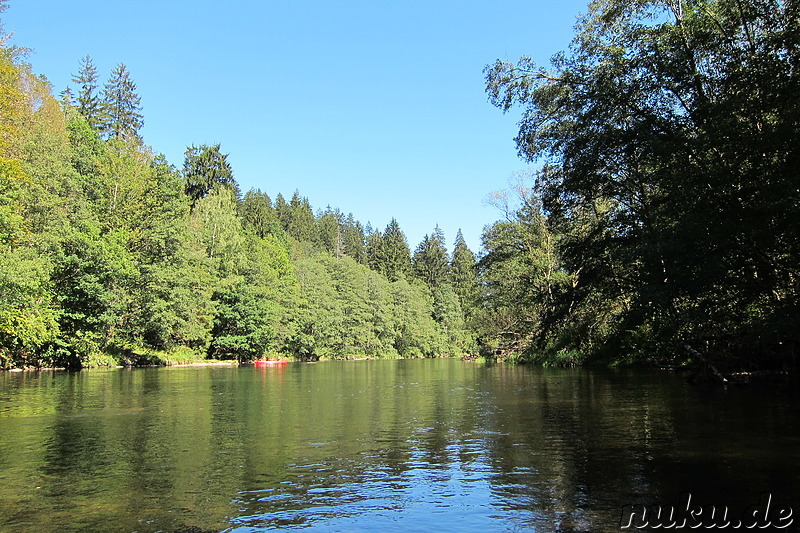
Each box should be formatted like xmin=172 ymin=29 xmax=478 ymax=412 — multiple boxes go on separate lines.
xmin=71 ymin=55 xmax=107 ymax=133
xmin=292 ymin=253 xmax=395 ymax=359
xmin=183 ymin=143 xmax=237 ymax=209
xmin=67 ymin=113 xmax=106 ymax=179
xmin=210 ymin=234 xmax=299 ymax=361
xmin=0 ymin=247 xmax=59 ymax=367
xmin=210 ymin=281 xmax=279 ymax=362
xmin=450 ymin=229 xmax=478 ymax=313
xmin=137 ymin=256 xmax=215 ymax=352
xmin=287 ymin=191 xmax=316 ymax=242
xmin=133 ymin=181 xmax=215 ymax=352
xmin=240 ymin=188 xmax=282 ymax=240
xmin=366 ymin=218 xmax=412 ymax=282
xmin=476 ymin=185 xmax=568 ymax=356
xmin=316 ymin=206 xmax=344 ymax=255
xmin=389 ymin=278 xmax=441 ymax=357
xmin=0 ymin=28 xmax=477 ymax=369
xmin=341 ymin=214 xmax=366 ymax=263
xmin=315 ymin=208 xmax=368 ymax=262
xmin=274 ymin=192 xmax=291 ymax=230
xmin=49 ymin=223 xmax=135 ymax=361
xmin=102 ymin=63 xmax=143 ymax=140
xmin=289 ymin=250 xmax=468 ymax=359
xmin=412 ymin=225 xmax=449 ymax=287
xmin=432 ymin=284 xmax=473 ymax=355
xmin=0 ymin=161 xmax=25 ymax=248
xmin=188 ymin=187 xmax=244 ymax=272
xmin=485 ymin=0 xmax=800 ymax=368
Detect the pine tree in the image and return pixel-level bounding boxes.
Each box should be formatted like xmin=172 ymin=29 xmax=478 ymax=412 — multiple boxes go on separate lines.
xmin=342 ymin=214 xmax=366 ymax=264
xmin=71 ymin=55 xmax=106 ymax=132
xmin=58 ymin=87 xmax=74 ymax=120
xmin=378 ymin=218 xmax=411 ymax=282
xmin=183 ymin=143 xmax=237 ymax=210
xmin=102 ymin=63 xmax=143 ymax=139
xmin=316 ymin=206 xmax=343 ymax=255
xmin=450 ymin=229 xmax=478 ymax=312
xmin=59 ymin=87 xmax=74 ymax=106
xmin=288 ymin=191 xmax=316 ymax=242
xmin=240 ymin=189 xmax=280 ymax=239
xmin=274 ymin=193 xmax=291 ymax=231
xmin=365 ymin=226 xmax=384 ymax=273
xmin=412 ymin=225 xmax=449 ymax=287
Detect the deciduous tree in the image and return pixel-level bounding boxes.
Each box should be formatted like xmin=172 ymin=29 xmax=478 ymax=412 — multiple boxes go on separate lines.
xmin=485 ymin=0 xmax=800 ymax=366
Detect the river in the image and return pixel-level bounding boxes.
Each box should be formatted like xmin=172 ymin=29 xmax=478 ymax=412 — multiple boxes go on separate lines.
xmin=0 ymin=359 xmax=798 ymax=532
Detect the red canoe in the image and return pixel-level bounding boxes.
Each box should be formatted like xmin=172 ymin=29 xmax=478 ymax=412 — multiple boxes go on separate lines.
xmin=254 ymin=360 xmax=289 ymax=366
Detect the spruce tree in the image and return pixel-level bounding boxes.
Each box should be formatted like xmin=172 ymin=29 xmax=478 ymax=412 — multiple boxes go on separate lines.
xmin=342 ymin=214 xmax=366 ymax=264
xmin=450 ymin=229 xmax=478 ymax=311
xmin=380 ymin=219 xmax=411 ymax=281
xmin=412 ymin=225 xmax=449 ymax=287
xmin=288 ymin=191 xmax=316 ymax=242
xmin=102 ymin=63 xmax=143 ymax=139
xmin=59 ymin=87 xmax=74 ymax=106
xmin=365 ymin=227 xmax=384 ymax=273
xmin=71 ymin=55 xmax=106 ymax=132
xmin=183 ymin=143 xmax=237 ymax=210
xmin=58 ymin=87 xmax=74 ymax=119
xmin=240 ymin=189 xmax=279 ymax=239
xmin=274 ymin=193 xmax=291 ymax=231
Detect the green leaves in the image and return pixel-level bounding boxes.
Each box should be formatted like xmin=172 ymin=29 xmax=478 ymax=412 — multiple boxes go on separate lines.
xmin=0 ymin=247 xmax=59 ymax=367
xmin=183 ymin=143 xmax=237 ymax=209
xmin=366 ymin=218 xmax=412 ymax=282
xmin=485 ymin=0 xmax=800 ymax=366
xmin=1 ymin=25 xmax=493 ymax=368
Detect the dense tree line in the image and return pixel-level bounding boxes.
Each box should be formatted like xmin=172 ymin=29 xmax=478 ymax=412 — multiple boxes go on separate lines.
xmin=6 ymin=0 xmax=791 ymax=372
xmin=479 ymin=0 xmax=799 ymax=372
xmin=0 ymin=6 xmax=479 ymax=368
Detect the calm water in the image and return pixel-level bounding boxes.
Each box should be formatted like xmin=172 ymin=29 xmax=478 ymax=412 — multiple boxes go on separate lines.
xmin=0 ymin=359 xmax=798 ymax=532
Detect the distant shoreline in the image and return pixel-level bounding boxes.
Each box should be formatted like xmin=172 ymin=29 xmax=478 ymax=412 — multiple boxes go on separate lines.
xmin=2 ymin=360 xmax=241 ymax=372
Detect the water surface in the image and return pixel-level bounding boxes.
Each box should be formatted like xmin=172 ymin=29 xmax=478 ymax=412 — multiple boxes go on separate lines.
xmin=0 ymin=359 xmax=798 ymax=532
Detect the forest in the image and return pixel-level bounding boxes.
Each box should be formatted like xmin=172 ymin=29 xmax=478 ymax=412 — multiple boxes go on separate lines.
xmin=1 ymin=0 xmax=797 ymax=374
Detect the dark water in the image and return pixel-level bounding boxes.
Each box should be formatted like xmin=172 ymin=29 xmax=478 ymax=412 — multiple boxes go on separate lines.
xmin=0 ymin=359 xmax=798 ymax=532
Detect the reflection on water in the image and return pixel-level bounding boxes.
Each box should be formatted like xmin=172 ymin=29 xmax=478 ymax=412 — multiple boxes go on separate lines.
xmin=0 ymin=360 xmax=798 ymax=532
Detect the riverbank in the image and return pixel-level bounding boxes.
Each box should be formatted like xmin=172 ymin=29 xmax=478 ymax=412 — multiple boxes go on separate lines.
xmin=0 ymin=351 xmax=468 ymax=372
xmin=2 ymin=359 xmax=241 ymax=372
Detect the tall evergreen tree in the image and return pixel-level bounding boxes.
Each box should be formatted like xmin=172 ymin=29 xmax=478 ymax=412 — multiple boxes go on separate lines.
xmin=58 ymin=86 xmax=74 ymax=119
xmin=274 ymin=193 xmax=291 ymax=231
xmin=412 ymin=225 xmax=449 ymax=287
xmin=71 ymin=55 xmax=106 ymax=132
xmin=450 ymin=229 xmax=478 ymax=311
xmin=240 ymin=189 xmax=280 ymax=240
xmin=287 ymin=191 xmax=316 ymax=242
xmin=365 ymin=226 xmax=384 ymax=273
xmin=378 ymin=218 xmax=411 ymax=282
xmin=317 ymin=206 xmax=344 ymax=255
xmin=183 ymin=143 xmax=237 ymax=210
xmin=342 ymin=214 xmax=366 ymax=264
xmin=102 ymin=63 xmax=143 ymax=139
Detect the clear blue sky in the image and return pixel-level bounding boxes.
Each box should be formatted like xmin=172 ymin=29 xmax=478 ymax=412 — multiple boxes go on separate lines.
xmin=4 ymin=0 xmax=588 ymax=253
